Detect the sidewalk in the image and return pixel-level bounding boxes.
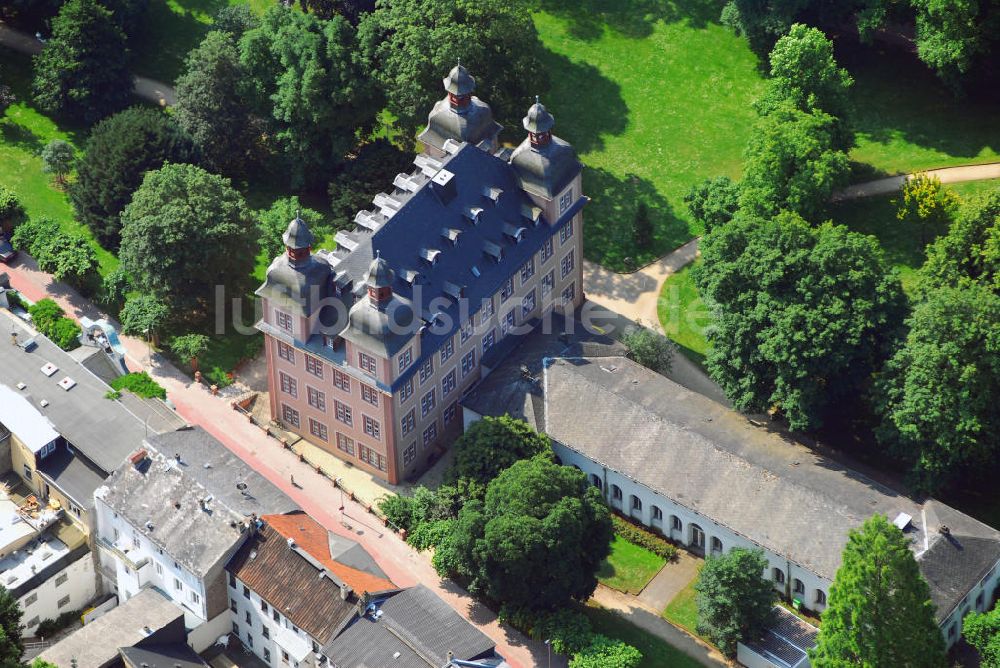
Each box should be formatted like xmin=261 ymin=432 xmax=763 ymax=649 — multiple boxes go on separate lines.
xmin=2 ymin=255 xmax=556 ymax=668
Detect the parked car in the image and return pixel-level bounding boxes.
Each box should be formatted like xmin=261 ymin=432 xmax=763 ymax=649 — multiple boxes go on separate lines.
xmin=0 ymin=236 xmax=17 ymax=264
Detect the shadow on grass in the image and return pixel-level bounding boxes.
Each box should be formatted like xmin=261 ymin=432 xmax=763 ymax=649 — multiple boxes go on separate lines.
xmin=583 ymin=168 xmax=690 ymax=272
xmin=536 ymin=0 xmax=724 ymax=41
xmin=131 ymin=0 xmax=223 ymax=83
xmin=0 ymin=117 xmax=44 ymax=152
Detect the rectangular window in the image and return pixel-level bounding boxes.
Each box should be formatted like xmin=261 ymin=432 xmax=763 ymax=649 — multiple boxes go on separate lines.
xmin=273 ymin=610 xmax=280 ymax=623
xmin=55 ymin=573 xmax=68 ymax=587
xmin=444 ymin=402 xmax=457 ymax=425
xmin=336 ymin=433 xmax=355 ymax=456
xmin=233 ymin=622 xmax=240 ymax=635
xmin=440 ymin=338 xmax=455 ymax=364
xmin=230 ymin=599 xmax=237 ymax=613
xmin=190 ymin=591 xmax=200 ymax=604
xmin=359 ymin=445 xmax=386 ymax=472
xmin=559 ymin=188 xmax=573 ymax=215
xmin=561 ymin=250 xmax=575 ymax=279
xmin=247 ymin=633 xmax=253 ymax=648
xmin=309 ymin=418 xmax=328 ymax=442
xmin=57 ymin=596 xmax=70 ymax=609
xmin=521 ymin=289 xmax=536 ymax=319
xmin=304 ymin=355 xmax=324 ymax=379
xmin=262 ymin=626 xmax=270 ymax=640
xmin=519 ymin=257 xmax=535 ymax=285
xmin=264 ymin=648 xmax=271 ymax=663
xmin=481 ymin=329 xmax=496 ymax=352
xmin=461 ymin=349 xmax=477 ymax=378
xmin=479 ymin=297 xmax=494 ymax=326
xmin=401 ymin=409 xmax=416 ymax=436
xmin=229 ymin=573 xmax=236 ymax=588
xmin=561 ymin=282 xmax=576 ymax=303
xmin=22 ymin=464 xmax=31 ymax=480
xmin=441 ymin=369 xmax=457 ymax=397
xmin=361 ymin=384 xmax=379 ymax=406
xmin=277 ymin=341 xmax=295 ymax=363
xmin=24 ymin=593 xmax=37 ymax=607
xmin=500 ymin=310 xmax=515 ymax=337
xmin=279 ymin=372 xmax=297 ymax=398
xmin=178 ymin=579 xmax=186 ymax=592
xmin=155 ymin=562 xmax=163 ymax=575
xmin=274 ymin=310 xmax=293 ymax=333
xmin=541 ymin=237 xmax=554 ymax=263
xmin=399 ymin=377 xmax=413 ymax=403
xmin=334 ymin=400 xmax=352 ymax=426
xmin=422 ymin=422 xmax=438 ymax=448
xmin=333 ymin=369 xmax=351 ymax=393
xmin=541 ymin=270 xmax=555 ymax=297
xmin=281 ymin=404 xmax=300 ymax=428
xmin=398 ymin=348 xmax=412 ymax=372
xmin=421 ymin=389 xmax=436 ymax=418
xmin=560 ymin=219 xmax=574 ymax=245
xmin=460 ymin=318 xmax=474 ymax=343
xmin=363 ymin=415 xmax=381 ymax=440
xmin=307 ymin=386 xmax=326 ymax=411
xmin=245 ymin=611 xmax=251 ymax=625
xmin=499 ymin=277 xmax=514 ymax=303
xmin=261 ymin=598 xmax=269 ymax=612
xmin=419 ymin=358 xmax=434 ymax=385
xmin=358 ymin=352 xmax=377 ymax=375
xmin=403 ymin=442 xmax=417 ymax=466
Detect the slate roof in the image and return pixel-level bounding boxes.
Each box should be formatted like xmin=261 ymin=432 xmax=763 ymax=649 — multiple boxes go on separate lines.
xmin=322 ymin=585 xmax=496 ymax=668
xmin=742 ymin=606 xmax=818 ymax=668
xmin=542 ymin=357 xmax=953 ymax=582
xmin=96 ymin=427 xmax=297 ymax=578
xmin=120 ymin=643 xmax=209 ymax=668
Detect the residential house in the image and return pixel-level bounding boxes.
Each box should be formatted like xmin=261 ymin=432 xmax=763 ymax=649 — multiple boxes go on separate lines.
xmin=256 ymin=64 xmax=585 ymax=483
xmin=93 ymin=427 xmax=298 ymax=651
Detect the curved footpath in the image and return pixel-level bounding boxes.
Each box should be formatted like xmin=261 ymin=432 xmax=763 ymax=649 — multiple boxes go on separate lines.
xmin=586 ymin=164 xmax=1000 ymax=331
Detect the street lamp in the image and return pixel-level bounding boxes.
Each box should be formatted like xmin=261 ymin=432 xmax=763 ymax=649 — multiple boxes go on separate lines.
xmin=545 ymin=638 xmax=551 ymax=668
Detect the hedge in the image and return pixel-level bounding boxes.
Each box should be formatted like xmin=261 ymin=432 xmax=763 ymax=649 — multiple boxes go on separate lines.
xmin=612 ymin=514 xmax=678 ymax=561
xmin=27 ymin=298 xmax=81 ymax=351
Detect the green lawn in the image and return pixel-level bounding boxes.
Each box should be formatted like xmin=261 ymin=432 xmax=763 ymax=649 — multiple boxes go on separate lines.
xmin=657 ymin=261 xmax=710 ymax=364
xmin=661 ymin=573 xmax=701 ymax=638
xmin=597 ymin=536 xmax=666 ymax=595
xmin=583 ymin=603 xmax=703 ymax=668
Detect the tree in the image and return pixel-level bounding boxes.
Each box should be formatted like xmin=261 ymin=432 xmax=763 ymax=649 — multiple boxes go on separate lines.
xmin=739 ymin=103 xmax=850 ymax=222
xmin=169 ymin=333 xmax=210 ymax=371
xmin=569 ymin=635 xmax=642 ymax=668
xmin=120 ymin=294 xmax=169 ymax=339
xmin=212 ymin=4 xmax=257 ymax=37
xmin=0 ymin=64 xmax=15 ymax=114
xmin=11 ymin=217 xmax=96 ymax=284
xmin=0 ymin=186 xmax=25 ymax=236
xmin=621 ymin=325 xmax=675 ymax=375
xmin=0 ymin=585 xmax=24 ymax=665
xmin=694 ymin=212 xmax=906 ymax=431
xmin=256 ymin=197 xmax=326 ymax=261
xmin=40 ymin=139 xmax=75 ymax=187
xmin=756 ymin=24 xmax=853 ymax=150
xmin=912 ymin=0 xmax=987 ymax=86
xmin=447 ymin=415 xmax=552 ymax=487
xmin=964 ymin=604 xmax=1000 ymax=668
xmin=174 ymin=31 xmax=256 ymax=177
xmin=811 ymin=515 xmax=946 ymax=667
xmin=684 ymin=176 xmax=741 ymax=234
xmin=633 ymin=202 xmax=654 ymax=249
xmin=433 ymin=456 xmax=614 ymax=611
xmin=99 ymin=266 xmax=132 ymax=306
xmin=32 ymin=0 xmax=132 ymax=123
xmin=894 ymin=173 xmax=959 ymax=247
xmin=919 ymin=188 xmax=1000 ymax=295
xmin=328 ymin=139 xmax=410 ymax=228
xmin=720 ymin=0 xmax=811 ymax=54
xmin=875 ymin=285 xmax=1000 ymax=490
xmin=71 ymin=107 xmax=197 ymax=248
xmin=239 ymin=5 xmax=378 ymax=187
xmin=357 ymin=0 xmax=548 ymax=136
xmin=119 ymin=163 xmax=256 ymax=319
xmin=694 ymin=548 xmax=775 ymax=656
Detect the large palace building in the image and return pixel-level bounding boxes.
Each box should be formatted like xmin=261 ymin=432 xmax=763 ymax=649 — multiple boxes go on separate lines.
xmin=255 ymin=65 xmax=586 ymax=483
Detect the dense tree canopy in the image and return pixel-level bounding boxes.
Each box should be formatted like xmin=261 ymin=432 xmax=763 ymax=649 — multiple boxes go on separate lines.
xmin=684 ymin=176 xmax=741 ymax=234
xmin=119 ymin=294 xmax=169 ymax=337
xmin=71 ymin=107 xmax=196 ymax=248
xmin=328 ymin=139 xmax=410 ymax=228
xmin=875 ymin=284 xmax=1000 ymax=490
xmin=964 ymin=604 xmax=1000 ymax=668
xmin=119 ymin=163 xmax=256 ymax=319
xmin=695 ymin=548 xmax=775 ymax=656
xmin=621 ymin=326 xmax=675 ymax=375
xmin=447 ymin=415 xmax=552 ymax=487
xmin=357 ymin=0 xmax=548 ymax=136
xmin=239 ymin=5 xmax=378 ymax=188
xmin=919 ymin=188 xmax=1000 ymax=295
xmin=738 ymin=103 xmax=850 ymax=221
xmin=695 ymin=212 xmax=906 ymax=431
xmin=11 ymin=217 xmax=96 ymax=284
xmin=433 ymin=456 xmax=613 ymax=611
xmin=174 ymin=31 xmax=256 ymax=177
xmin=32 ymin=0 xmax=132 ymax=123
xmin=811 ymin=515 xmax=946 ymax=667
xmin=0 ymin=586 xmax=22 ymax=668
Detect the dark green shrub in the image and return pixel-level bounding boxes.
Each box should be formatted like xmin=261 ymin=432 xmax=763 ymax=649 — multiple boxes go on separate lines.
xmin=28 ymin=298 xmax=64 ymax=333
xmin=203 ymin=366 xmax=233 ymax=388
xmin=110 ymin=371 xmax=166 ymax=399
xmin=50 ymin=317 xmax=82 ymax=350
xmin=612 ymin=514 xmax=678 ymax=561
xmin=406 ymin=519 xmax=454 ymax=551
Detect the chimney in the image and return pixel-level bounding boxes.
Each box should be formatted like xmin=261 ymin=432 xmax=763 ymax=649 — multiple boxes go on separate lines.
xmin=339 ymin=583 xmax=349 ymax=601
xmin=431 ymin=169 xmax=457 ymax=204
xmin=939 ymin=525 xmax=950 ymax=535
xmin=287 ymin=537 xmax=296 ymax=549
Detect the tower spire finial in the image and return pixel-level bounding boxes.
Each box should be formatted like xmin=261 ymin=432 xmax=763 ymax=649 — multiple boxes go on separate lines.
xmin=535 ymin=94 xmax=540 ymax=105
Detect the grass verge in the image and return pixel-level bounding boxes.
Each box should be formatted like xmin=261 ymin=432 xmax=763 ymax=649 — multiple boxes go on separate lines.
xmin=661 ymin=573 xmax=702 ymax=640
xmin=657 ymin=261 xmax=710 ymax=364
xmin=597 ymin=536 xmax=666 ymax=595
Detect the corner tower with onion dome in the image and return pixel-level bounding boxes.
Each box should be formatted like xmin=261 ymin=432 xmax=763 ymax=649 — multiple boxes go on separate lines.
xmin=256 ymin=68 xmax=585 ymax=484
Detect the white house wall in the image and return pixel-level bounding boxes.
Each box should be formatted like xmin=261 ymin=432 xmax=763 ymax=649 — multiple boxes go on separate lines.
xmin=229 ymin=574 xmax=323 ymax=668
xmin=938 ymin=558 xmax=1000 ymax=647
xmin=18 ymin=551 xmax=97 ymax=635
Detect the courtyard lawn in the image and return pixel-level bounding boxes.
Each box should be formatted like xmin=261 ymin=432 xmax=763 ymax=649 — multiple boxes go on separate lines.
xmin=657 ymin=261 xmax=710 ymax=364
xmin=662 ymin=573 xmax=701 ymax=639
xmin=583 ymin=603 xmax=703 ymax=668
xmin=597 ymin=536 xmax=667 ymax=595
xmin=0 ymin=52 xmax=117 ymax=276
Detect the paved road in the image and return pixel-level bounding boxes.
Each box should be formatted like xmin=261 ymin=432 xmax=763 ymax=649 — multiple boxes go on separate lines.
xmin=3 ymin=255 xmax=559 ymax=668
xmin=0 ymin=21 xmax=176 ymax=106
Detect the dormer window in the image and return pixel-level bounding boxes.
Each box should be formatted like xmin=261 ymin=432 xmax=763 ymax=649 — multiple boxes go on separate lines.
xmin=464 ymin=207 xmax=484 ymax=224
xmin=401 ymin=269 xmax=422 ymax=285
xmin=521 ymin=203 xmax=543 ymax=226
xmin=274 ymin=310 xmax=292 ymax=333
xmin=482 ymin=186 xmax=502 ymax=203
xmin=419 ymin=248 xmax=441 ymax=266
xmin=503 ymin=223 xmax=526 ymax=243
xmin=441 ymin=228 xmax=462 ymax=246
xmin=483 ymin=241 xmax=503 ymax=263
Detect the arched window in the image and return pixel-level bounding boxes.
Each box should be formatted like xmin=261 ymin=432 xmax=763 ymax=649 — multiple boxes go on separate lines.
xmin=630 ymin=495 xmax=642 ymax=511
xmin=652 ymin=506 xmax=663 ymax=521
xmin=590 ymin=474 xmax=602 ymax=490
xmin=815 ymin=589 xmax=826 ymax=605
xmin=671 ymin=515 xmax=682 ymax=532
xmin=611 ymin=484 xmax=622 ymax=501
xmin=773 ymin=568 xmax=785 ymax=584
xmin=793 ymin=579 xmax=805 ymax=595
xmin=710 ymin=537 xmax=723 ymax=554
